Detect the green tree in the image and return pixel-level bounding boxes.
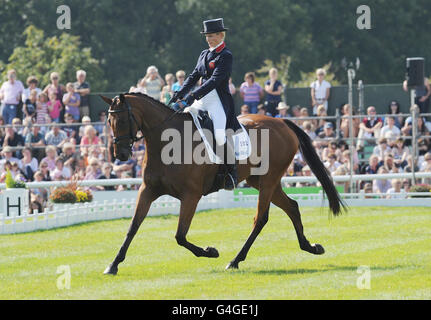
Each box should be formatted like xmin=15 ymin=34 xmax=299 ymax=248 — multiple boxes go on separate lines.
xmin=0 ymin=25 xmax=106 ymax=91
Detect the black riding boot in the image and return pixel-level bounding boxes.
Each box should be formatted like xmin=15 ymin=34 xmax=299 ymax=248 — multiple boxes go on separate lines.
xmin=224 ymin=139 xmax=238 ymax=190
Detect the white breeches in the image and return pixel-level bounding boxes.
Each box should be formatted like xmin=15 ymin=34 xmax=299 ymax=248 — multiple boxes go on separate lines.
xmin=186 ymin=89 xmax=227 ymax=146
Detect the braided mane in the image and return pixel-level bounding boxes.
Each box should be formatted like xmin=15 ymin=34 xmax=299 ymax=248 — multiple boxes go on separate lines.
xmin=125 ymin=92 xmax=175 ymax=113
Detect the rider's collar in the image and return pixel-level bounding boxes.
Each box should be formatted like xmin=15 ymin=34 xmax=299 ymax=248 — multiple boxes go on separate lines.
xmin=209 ymin=41 xmax=225 ymax=53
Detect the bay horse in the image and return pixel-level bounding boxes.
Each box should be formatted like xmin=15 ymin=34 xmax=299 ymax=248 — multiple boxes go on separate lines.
xmin=100 ymin=93 xmax=345 ymax=275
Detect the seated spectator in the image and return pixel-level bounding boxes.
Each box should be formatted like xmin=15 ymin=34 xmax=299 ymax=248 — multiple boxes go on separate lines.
xmin=380 ymin=116 xmax=401 ymax=138
xmin=39 ymin=160 xmax=52 ymax=181
xmin=404 ymin=155 xmax=419 ymax=173
xmin=302 ymin=121 xmax=317 ymax=140
xmin=160 ymin=73 xmax=175 ymax=104
xmin=298 ymin=165 xmax=314 ymax=187
xmin=324 ymin=153 xmax=341 ymax=173
xmin=240 ymin=72 xmax=263 ymax=114
xmin=401 ymin=108 xmax=430 ymax=146
xmin=379 ymin=153 xmax=399 ymax=173
xmin=363 ymin=182 xmax=374 ymax=198
xmin=297 ymin=107 xmax=310 ymax=127
xmin=386 ymin=179 xmax=406 ymax=199
xmin=373 ymin=167 xmax=391 ymax=194
xmin=63 ymin=82 xmax=81 ymax=121
xmin=340 ymin=150 xmax=359 ymax=174
xmin=392 ymin=137 xmax=409 ymax=168
xmin=97 ymin=162 xmax=117 ymax=191
xmin=240 ymin=104 xmax=250 ymax=116
xmin=22 ymin=76 xmax=42 ymax=103
xmin=0 ymin=161 xmax=12 ymax=182
xmin=41 ymin=145 xmax=58 ymax=171
xmin=25 ymin=125 xmax=45 ymax=160
xmin=84 ymin=158 xmax=102 ymax=182
xmin=332 ymin=165 xmax=349 ymax=193
xmin=357 ymin=106 xmax=383 ymax=151
xmin=321 ymin=139 xmax=341 ymax=162
xmin=314 ymin=104 xmax=330 ymax=135
xmin=318 ymin=122 xmax=336 ymax=148
xmin=141 ymin=66 xmax=165 ymax=100
xmin=0 ymin=146 xmax=20 ymax=173
xmin=419 ymin=152 xmax=431 ymax=172
xmin=340 ymin=104 xmax=359 ymax=138
xmin=63 ymin=113 xmax=79 ymax=144
xmin=385 ymin=101 xmax=403 ymax=128
xmin=80 ymin=125 xmax=101 ymax=157
xmin=23 ymin=89 xmax=38 ymax=119
xmin=310 ymin=68 xmax=331 ymax=115
xmin=257 ymin=104 xmax=271 ymax=116
xmin=31 ymin=170 xmax=48 ymax=202
xmin=113 ymin=157 xmax=136 ymax=178
xmin=1 ymin=126 xmax=25 ymax=158
xmin=58 ymin=142 xmax=79 ymax=172
xmin=47 ymin=91 xmax=62 ymax=123
xmin=275 ymin=102 xmax=290 ymax=118
xmin=402 ymin=179 xmax=411 ymax=193
xmin=45 ymin=125 xmax=68 ymax=148
xmin=264 ymin=68 xmax=283 ymax=116
xmin=52 ymin=157 xmax=71 ymax=180
xmin=94 ymin=111 xmax=107 ymax=137
xmin=364 ymin=155 xmax=380 ymax=174
xmin=19 ymin=147 xmax=38 ymax=181
xmin=79 ymin=116 xmax=92 ymax=138
xmin=373 ymin=137 xmax=392 ymax=161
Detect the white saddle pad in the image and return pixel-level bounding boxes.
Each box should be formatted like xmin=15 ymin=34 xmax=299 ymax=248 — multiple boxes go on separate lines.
xmin=188 ymin=111 xmax=252 ymax=164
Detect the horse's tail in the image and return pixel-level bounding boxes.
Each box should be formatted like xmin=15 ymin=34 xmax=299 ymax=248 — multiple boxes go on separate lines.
xmin=283 ymin=119 xmax=346 ymax=216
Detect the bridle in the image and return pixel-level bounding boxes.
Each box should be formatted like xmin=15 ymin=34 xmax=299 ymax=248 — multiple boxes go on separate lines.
xmin=108 ymin=96 xmax=146 ymax=148
xmin=107 ymin=95 xmax=184 ymax=148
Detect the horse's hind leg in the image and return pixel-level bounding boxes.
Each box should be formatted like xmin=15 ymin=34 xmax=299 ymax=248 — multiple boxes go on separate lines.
xmin=271 ymin=184 xmax=324 ymax=255
xmin=175 ymin=196 xmax=219 ymax=258
xmin=104 ymin=186 xmax=157 ymax=275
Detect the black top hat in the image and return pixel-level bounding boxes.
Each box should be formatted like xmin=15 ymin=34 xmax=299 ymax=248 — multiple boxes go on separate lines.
xmin=201 ymin=18 xmax=228 ymax=34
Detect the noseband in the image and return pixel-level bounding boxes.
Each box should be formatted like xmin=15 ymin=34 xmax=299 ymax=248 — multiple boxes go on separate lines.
xmin=108 ymin=97 xmax=146 ymax=147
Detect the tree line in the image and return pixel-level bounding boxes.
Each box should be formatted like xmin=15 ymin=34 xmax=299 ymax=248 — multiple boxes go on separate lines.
xmin=1 ymin=0 xmax=431 ymax=92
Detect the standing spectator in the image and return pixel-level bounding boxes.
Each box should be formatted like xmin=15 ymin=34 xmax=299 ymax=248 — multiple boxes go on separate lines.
xmin=63 ymin=82 xmax=81 ymax=121
xmin=0 ymin=69 xmax=24 ymax=124
xmin=35 ymin=93 xmax=50 ymax=130
xmin=47 ymin=91 xmax=62 ymax=123
xmin=42 ymin=72 xmax=66 ymax=114
xmin=74 ymin=70 xmax=91 ymax=119
xmin=275 ymin=102 xmax=289 ymax=118
xmin=22 ymin=76 xmax=42 ymax=103
xmin=240 ymin=72 xmax=263 ymax=114
xmin=356 ymin=106 xmax=383 ymax=151
xmin=141 ymin=66 xmax=164 ymax=100
xmin=23 ymin=89 xmax=38 ymax=120
xmin=403 ymin=78 xmax=431 ymax=114
xmin=264 ymin=68 xmax=283 ymax=117
xmin=229 ymin=77 xmax=236 ymax=95
xmin=172 ymin=70 xmax=186 ymax=92
xmin=45 ymin=126 xmax=68 ymax=148
xmin=310 ymin=68 xmax=331 ymax=115
xmin=160 ymin=73 xmax=175 ymax=104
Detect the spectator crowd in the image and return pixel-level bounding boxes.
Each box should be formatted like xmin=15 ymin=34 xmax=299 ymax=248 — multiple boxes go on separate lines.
xmin=1 ymin=66 xmax=431 ymax=212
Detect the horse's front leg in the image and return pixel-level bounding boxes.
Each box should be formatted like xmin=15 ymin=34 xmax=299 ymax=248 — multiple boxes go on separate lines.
xmin=175 ymin=196 xmax=219 ymax=258
xmin=104 ymin=185 xmax=158 ymax=275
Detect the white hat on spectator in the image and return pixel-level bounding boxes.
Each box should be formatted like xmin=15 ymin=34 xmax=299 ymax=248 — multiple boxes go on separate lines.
xmin=277 ymin=102 xmax=289 ymax=110
xmin=82 ymin=116 xmax=91 ymax=123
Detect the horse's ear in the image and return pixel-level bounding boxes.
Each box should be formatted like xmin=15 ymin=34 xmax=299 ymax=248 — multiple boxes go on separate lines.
xmin=100 ymin=95 xmax=113 ymax=105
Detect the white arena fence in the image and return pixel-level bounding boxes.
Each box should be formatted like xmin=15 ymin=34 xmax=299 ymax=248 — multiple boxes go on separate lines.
xmin=1 ymin=173 xmax=431 ymax=234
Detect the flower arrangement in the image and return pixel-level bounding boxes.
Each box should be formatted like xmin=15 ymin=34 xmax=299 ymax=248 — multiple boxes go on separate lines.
xmin=49 ymin=180 xmax=93 ymax=204
xmin=409 ymin=184 xmax=431 ymax=198
xmin=5 ymin=170 xmax=26 ymax=189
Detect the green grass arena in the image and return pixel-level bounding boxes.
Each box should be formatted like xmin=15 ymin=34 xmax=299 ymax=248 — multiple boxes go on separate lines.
xmin=0 ymin=206 xmax=430 ymax=300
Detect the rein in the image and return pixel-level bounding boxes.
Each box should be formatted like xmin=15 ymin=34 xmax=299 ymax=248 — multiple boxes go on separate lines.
xmin=108 ymin=95 xmax=183 ymax=146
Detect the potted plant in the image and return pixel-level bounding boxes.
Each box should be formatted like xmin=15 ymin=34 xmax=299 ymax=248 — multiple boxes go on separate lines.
xmin=408 ymin=184 xmax=431 ymax=198
xmin=2 ymin=170 xmax=29 ymax=217
xmin=49 ymin=181 xmax=93 ymax=206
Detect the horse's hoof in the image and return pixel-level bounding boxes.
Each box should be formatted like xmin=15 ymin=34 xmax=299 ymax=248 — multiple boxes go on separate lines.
xmin=312 ymin=243 xmax=325 ymax=255
xmin=204 ymin=246 xmax=219 ymax=258
xmin=103 ymin=264 xmax=118 ymax=275
xmin=225 ymin=261 xmax=239 ymax=270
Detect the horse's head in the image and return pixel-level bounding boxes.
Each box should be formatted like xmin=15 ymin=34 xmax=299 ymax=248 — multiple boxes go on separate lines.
xmin=101 ymin=94 xmax=138 ymax=161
